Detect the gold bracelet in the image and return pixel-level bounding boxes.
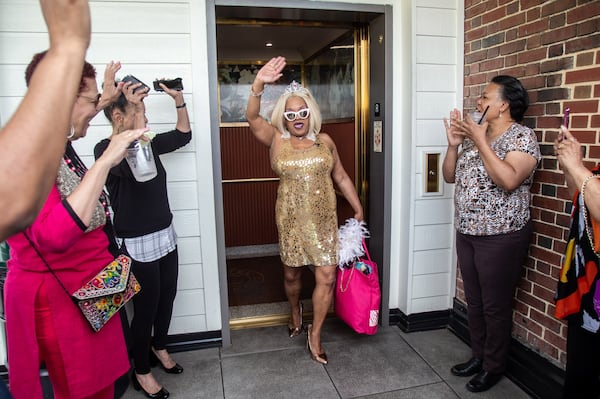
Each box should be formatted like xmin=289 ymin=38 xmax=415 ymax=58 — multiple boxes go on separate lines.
xmin=580 ymin=173 xmax=600 ymax=258
xmin=250 ymin=87 xmax=264 ymax=97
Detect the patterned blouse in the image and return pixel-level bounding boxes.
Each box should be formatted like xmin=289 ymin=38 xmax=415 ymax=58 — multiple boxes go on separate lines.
xmin=454 ymin=123 xmax=541 ymax=236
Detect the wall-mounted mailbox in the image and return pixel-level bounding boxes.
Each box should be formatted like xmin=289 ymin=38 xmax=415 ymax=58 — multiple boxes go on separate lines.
xmin=425 ymin=152 xmax=441 ymax=194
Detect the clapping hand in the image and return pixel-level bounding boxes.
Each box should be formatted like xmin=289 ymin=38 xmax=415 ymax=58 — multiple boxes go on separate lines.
xmin=443 ymin=108 xmax=465 ymax=147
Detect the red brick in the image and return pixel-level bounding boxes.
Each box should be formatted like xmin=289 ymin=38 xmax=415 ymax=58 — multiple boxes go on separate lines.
xmin=574 ymin=85 xmax=592 ymax=99
xmin=482 ymin=7 xmax=507 ymax=25
xmin=566 ymin=34 xmax=600 ymax=55
xmin=541 ymin=0 xmax=577 ymax=18
xmin=541 ymin=24 xmax=578 ymax=45
xmin=530 ymin=308 xmax=562 ymax=333
xmin=516 ymin=290 xmax=546 ymax=312
xmin=567 ymin=2 xmax=600 ymax=24
xmin=526 ymin=7 xmax=541 ymax=22
xmin=562 ymin=99 xmax=599 ymax=114
xmin=544 ymin=329 xmax=567 ymax=351
xmin=571 ymin=115 xmax=589 ymax=128
xmin=519 ymin=48 xmax=548 ymax=64
xmin=565 ymin=66 xmax=600 ymax=84
xmin=518 ymin=19 xmax=549 ymax=37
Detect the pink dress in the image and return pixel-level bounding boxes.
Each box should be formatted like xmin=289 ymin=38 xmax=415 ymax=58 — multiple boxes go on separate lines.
xmin=5 ymin=185 xmax=129 ymax=398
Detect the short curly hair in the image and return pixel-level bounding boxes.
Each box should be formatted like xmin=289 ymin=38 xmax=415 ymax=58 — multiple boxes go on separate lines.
xmin=24 ymin=50 xmax=96 ymax=93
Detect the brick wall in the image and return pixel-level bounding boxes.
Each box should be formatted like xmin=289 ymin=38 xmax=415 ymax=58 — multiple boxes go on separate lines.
xmin=461 ymin=0 xmax=600 ymax=366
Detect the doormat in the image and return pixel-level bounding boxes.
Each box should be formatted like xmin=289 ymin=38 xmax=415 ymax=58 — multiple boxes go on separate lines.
xmin=227 ymin=256 xmax=315 ymax=306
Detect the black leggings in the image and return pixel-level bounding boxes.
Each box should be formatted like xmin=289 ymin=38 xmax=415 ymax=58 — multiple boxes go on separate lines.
xmin=130 ymin=249 xmax=179 ymax=374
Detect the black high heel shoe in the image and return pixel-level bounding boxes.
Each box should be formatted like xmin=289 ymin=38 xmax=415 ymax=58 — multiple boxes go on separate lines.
xmin=132 ymin=374 xmax=170 ymax=399
xmin=288 ymin=302 xmax=304 ymax=338
xmin=150 ymin=348 xmax=184 ymax=374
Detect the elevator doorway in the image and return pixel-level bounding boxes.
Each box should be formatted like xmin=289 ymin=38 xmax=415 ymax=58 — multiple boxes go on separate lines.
xmin=214 ymin=4 xmax=386 ymax=330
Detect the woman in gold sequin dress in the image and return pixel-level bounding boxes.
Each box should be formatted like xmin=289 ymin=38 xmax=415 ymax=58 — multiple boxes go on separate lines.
xmin=246 ymin=56 xmax=364 ymax=364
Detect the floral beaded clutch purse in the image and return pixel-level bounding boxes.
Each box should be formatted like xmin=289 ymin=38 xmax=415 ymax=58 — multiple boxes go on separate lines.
xmin=72 ymin=254 xmax=141 ymax=332
xmin=24 ymin=232 xmax=141 ymax=332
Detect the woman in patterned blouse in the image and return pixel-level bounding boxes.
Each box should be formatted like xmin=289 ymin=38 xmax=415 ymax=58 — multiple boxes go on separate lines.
xmin=442 ymin=75 xmax=541 ymax=393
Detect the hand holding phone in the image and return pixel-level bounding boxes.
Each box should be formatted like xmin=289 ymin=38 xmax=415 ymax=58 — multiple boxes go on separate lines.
xmin=559 ymin=107 xmax=570 ymax=141
xmin=122 ymin=75 xmax=150 ymax=94
xmin=153 ymin=78 xmax=183 ymax=92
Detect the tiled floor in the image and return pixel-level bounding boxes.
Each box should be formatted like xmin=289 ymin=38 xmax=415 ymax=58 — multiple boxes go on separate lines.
xmin=121 ymin=319 xmax=533 ymax=399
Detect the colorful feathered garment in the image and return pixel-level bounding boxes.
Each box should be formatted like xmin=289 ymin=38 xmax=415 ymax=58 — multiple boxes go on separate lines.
xmin=555 ymin=165 xmax=600 ymax=333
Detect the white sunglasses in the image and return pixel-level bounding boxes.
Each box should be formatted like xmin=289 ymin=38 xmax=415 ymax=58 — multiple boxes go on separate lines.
xmin=283 ymin=108 xmax=310 ymax=122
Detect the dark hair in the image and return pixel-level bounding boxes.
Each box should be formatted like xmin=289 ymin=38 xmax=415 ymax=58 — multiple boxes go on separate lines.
xmin=491 ymin=75 xmax=529 ymax=122
xmin=24 ymin=50 xmax=96 ymax=93
xmin=102 ymin=87 xmax=129 ymax=123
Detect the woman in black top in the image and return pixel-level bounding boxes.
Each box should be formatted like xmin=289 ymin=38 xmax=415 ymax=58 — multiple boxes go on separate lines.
xmin=95 ymin=79 xmax=191 ymax=399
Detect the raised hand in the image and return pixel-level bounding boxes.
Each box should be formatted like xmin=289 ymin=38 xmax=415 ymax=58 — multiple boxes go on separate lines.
xmin=99 ymin=61 xmax=123 ymax=108
xmin=555 ymin=126 xmax=583 ymax=174
xmin=443 ymin=108 xmax=465 ymax=147
xmin=256 ymin=56 xmax=286 ymax=85
xmin=40 ymin=0 xmax=90 ymax=52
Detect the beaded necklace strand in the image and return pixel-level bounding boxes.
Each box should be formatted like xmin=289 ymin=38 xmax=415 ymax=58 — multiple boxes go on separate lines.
xmin=63 ymin=143 xmax=111 ymax=218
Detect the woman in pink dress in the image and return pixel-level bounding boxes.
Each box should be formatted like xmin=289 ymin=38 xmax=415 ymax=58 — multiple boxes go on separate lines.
xmin=4 ymin=52 xmax=148 ymax=399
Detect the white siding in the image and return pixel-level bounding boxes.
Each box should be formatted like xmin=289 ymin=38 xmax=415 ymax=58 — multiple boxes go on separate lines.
xmin=403 ymin=0 xmax=463 ymax=315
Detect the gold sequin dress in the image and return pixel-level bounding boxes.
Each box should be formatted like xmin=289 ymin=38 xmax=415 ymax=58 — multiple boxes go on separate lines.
xmin=272 ymin=136 xmax=338 ymax=267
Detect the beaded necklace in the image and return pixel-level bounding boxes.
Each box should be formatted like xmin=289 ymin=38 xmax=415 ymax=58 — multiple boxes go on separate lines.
xmin=63 ymin=142 xmax=111 ymax=217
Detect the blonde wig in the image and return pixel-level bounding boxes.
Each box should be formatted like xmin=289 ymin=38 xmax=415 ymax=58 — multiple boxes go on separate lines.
xmin=271 ymin=83 xmax=322 ymax=139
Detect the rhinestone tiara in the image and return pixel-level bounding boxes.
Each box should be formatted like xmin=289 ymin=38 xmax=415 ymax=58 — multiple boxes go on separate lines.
xmin=284 ymin=80 xmax=309 ymax=94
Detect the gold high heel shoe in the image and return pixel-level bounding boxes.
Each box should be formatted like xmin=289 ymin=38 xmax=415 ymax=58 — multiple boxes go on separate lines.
xmin=306 ymin=324 xmax=328 ymax=365
xmin=288 ymin=302 xmax=304 ymax=338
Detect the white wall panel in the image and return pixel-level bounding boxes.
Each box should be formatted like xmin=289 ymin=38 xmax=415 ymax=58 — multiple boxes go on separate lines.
xmin=412 ymin=273 xmax=451 ymax=298
xmin=417 ymin=0 xmax=456 ymax=9
xmin=414 ymin=198 xmax=453 ymax=225
xmin=415 ymin=120 xmax=448 ymax=147
xmin=90 ymin=3 xmax=190 ymax=33
xmin=0 ymin=34 xmax=48 ymax=63
xmin=173 ymin=210 xmax=201 ymax=237
xmin=416 ymin=7 xmax=457 ymax=37
xmin=178 ymin=263 xmax=204 ymax=291
xmin=416 ymin=92 xmax=455 ymax=119
xmin=178 ymin=236 xmax=202 ymax=265
xmin=170 ymin=315 xmax=207 ymax=335
xmin=416 ymin=64 xmax=456 ymax=92
xmin=415 ymin=36 xmax=456 ymax=64
xmin=413 ymin=224 xmax=453 ymax=251
xmin=161 ymin=152 xmax=198 ymax=181
xmin=411 ymin=295 xmax=452 ymax=313
xmin=168 ymin=181 xmax=199 ymax=211
xmin=173 ymin=290 xmax=205 ymax=316
xmin=413 ymin=248 xmax=452 ymax=275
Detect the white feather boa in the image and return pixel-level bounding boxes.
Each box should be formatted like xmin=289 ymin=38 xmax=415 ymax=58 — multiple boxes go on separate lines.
xmin=337 ymin=218 xmax=370 ymax=268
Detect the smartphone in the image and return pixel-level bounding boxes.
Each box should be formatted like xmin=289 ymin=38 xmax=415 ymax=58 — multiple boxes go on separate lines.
xmin=122 ymin=75 xmax=150 ymax=93
xmin=563 ymin=107 xmax=570 ymax=129
xmin=559 ymin=107 xmax=570 ymax=141
xmin=153 ymin=78 xmax=183 ymax=92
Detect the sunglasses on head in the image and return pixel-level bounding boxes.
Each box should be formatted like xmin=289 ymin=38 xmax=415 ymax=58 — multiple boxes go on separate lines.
xmin=283 ymin=108 xmax=310 ymax=122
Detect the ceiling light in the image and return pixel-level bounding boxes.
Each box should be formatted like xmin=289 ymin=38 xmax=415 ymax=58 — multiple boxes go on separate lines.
xmin=265 ymin=42 xmax=273 ymax=47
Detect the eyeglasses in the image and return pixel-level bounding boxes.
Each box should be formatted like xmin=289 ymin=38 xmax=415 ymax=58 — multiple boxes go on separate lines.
xmin=283 ymin=108 xmax=310 ymax=122
xmin=78 ymin=93 xmax=101 ymax=108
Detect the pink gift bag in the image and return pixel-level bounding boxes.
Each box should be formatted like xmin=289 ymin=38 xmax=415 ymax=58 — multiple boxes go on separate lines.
xmin=334 ymin=239 xmax=380 ymax=335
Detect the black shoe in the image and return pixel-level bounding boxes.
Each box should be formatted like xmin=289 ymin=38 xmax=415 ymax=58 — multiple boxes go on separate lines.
xmin=131 ymin=374 xmax=170 ymax=399
xmin=450 ymin=357 xmax=483 ymax=377
xmin=150 ymin=349 xmax=184 ymax=374
xmin=466 ymin=370 xmax=502 ymax=392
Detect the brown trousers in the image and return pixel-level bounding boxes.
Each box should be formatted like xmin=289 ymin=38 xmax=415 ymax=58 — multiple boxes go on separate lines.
xmin=456 ymin=220 xmax=532 ymax=373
